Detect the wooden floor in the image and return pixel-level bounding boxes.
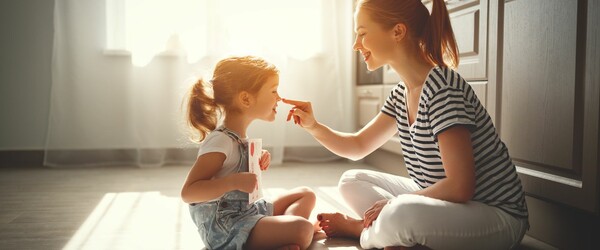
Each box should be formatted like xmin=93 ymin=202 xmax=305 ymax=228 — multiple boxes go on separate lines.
xmin=0 ymin=161 xmax=555 ymax=250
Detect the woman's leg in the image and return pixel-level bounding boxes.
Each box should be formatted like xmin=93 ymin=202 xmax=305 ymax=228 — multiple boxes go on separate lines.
xmin=360 ymin=194 xmax=528 ymax=250
xmin=318 ymin=169 xmax=420 ymax=238
xmin=337 ymin=169 xmax=421 ymax=217
xmin=245 ymin=215 xmax=314 ymax=249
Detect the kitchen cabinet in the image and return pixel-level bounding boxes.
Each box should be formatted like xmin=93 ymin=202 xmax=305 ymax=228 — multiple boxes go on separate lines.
xmin=356 ymin=84 xmax=404 ymax=155
xmin=424 ymin=0 xmax=488 ymax=81
xmin=488 ymin=0 xmax=599 ymax=214
xmin=356 ymin=85 xmax=384 ymax=127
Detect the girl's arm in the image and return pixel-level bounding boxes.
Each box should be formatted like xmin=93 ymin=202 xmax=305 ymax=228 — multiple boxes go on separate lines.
xmin=413 ymin=125 xmax=476 ymax=203
xmin=181 ymin=152 xmax=257 ymax=204
xmin=283 ymin=99 xmax=397 ymax=161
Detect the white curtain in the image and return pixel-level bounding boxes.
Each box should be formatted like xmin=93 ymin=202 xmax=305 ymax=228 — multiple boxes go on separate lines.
xmin=46 ymin=0 xmax=354 ymax=168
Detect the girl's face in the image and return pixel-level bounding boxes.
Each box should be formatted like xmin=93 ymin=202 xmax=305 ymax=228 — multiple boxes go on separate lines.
xmin=251 ymin=75 xmax=281 ymax=122
xmin=353 ymin=8 xmax=397 ymax=71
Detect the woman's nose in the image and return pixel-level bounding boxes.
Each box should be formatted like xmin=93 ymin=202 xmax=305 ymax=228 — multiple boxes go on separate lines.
xmin=352 ymin=36 xmax=361 ymax=51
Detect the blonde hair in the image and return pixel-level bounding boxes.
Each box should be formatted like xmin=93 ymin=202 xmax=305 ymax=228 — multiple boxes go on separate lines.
xmin=357 ymin=0 xmax=459 ymax=68
xmin=186 ymin=56 xmax=279 ymax=142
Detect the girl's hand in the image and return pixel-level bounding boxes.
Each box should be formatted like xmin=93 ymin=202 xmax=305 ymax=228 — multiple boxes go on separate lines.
xmin=231 ymin=172 xmax=258 ymax=193
xmin=363 ymin=199 xmax=389 ymax=228
xmin=259 ymin=150 xmax=270 ymax=171
xmin=282 ymin=98 xmax=317 ymax=129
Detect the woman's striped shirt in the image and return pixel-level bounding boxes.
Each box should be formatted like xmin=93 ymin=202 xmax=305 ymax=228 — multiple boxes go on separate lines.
xmin=381 ymin=67 xmax=528 ymax=219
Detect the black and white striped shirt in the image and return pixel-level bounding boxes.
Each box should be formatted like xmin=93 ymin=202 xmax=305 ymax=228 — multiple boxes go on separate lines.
xmin=381 ymin=67 xmax=528 ymax=219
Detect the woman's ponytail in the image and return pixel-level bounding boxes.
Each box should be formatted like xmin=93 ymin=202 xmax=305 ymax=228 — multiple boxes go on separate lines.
xmin=421 ymin=0 xmax=459 ymax=68
xmin=357 ymin=0 xmax=458 ymax=68
xmin=186 ymin=79 xmax=218 ymax=142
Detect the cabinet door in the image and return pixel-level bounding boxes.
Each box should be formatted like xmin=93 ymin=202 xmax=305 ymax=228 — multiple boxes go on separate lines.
xmin=494 ymin=0 xmax=599 ymax=213
xmin=424 ymin=0 xmax=488 ymax=80
xmin=356 ymin=86 xmax=383 ymax=127
xmin=448 ymin=0 xmax=488 ymax=80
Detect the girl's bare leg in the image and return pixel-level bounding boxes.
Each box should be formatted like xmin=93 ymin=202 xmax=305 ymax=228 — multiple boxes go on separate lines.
xmin=245 ymin=216 xmax=314 ymax=250
xmin=272 ymin=186 xmax=316 ymax=218
xmin=272 ymin=186 xmax=321 ymax=232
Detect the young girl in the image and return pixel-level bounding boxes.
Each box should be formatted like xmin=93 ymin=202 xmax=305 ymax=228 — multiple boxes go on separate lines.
xmin=181 ymin=56 xmax=316 ymax=250
xmin=283 ymin=0 xmax=528 ymax=249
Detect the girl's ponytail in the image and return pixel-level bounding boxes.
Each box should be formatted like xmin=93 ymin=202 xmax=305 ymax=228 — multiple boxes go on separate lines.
xmin=187 ymin=79 xmax=218 ymax=142
xmin=421 ymin=0 xmax=459 ymax=68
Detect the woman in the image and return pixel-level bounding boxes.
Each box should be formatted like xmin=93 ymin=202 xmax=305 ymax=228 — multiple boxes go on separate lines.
xmin=283 ymin=0 xmax=528 ymax=249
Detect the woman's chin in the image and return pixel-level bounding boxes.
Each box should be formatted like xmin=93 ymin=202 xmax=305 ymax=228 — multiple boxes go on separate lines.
xmin=366 ymin=62 xmax=384 ymax=72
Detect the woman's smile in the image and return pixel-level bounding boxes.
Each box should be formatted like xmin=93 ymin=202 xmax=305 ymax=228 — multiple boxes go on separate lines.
xmin=362 ymin=51 xmax=371 ymax=61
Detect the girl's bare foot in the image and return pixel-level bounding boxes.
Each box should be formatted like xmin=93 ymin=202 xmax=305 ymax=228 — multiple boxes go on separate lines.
xmin=313 ymin=220 xmax=322 ymax=233
xmin=317 ymin=212 xmax=363 ymax=239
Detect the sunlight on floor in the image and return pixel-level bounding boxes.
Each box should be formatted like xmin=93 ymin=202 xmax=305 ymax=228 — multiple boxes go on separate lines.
xmin=63 ymin=192 xmax=202 ymax=249
xmin=63 ymin=187 xmax=362 ymax=250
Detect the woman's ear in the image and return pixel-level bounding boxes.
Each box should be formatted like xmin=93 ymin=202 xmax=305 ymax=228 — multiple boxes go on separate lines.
xmin=393 ymin=23 xmax=407 ymax=42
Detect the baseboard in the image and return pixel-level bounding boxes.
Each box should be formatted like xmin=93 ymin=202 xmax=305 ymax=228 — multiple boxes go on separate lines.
xmin=364 ymin=149 xmax=409 ymax=177
xmin=0 ymin=150 xmax=45 ymax=168
xmin=0 ymin=146 xmax=343 ymax=168
xmin=283 ymin=146 xmax=342 ymax=163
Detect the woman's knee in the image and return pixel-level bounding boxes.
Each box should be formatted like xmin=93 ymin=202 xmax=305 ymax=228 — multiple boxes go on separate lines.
xmin=338 ymin=169 xmax=365 ymax=192
xmin=378 ymin=195 xmax=428 ymax=232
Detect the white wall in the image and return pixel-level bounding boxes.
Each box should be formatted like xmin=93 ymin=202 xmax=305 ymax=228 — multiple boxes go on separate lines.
xmin=0 ymin=0 xmax=54 ymax=150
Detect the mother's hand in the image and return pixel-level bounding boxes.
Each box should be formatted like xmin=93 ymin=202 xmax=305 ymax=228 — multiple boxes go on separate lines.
xmin=363 ymin=199 xmax=389 ymax=228
xmin=282 ymin=98 xmax=317 ymax=129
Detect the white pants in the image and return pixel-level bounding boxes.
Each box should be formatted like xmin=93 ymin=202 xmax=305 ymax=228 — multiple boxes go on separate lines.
xmin=338 ymin=169 xmax=528 ymax=250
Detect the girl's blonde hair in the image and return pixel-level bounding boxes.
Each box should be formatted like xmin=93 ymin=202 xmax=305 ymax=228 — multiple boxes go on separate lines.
xmin=357 ymin=0 xmax=459 ymax=68
xmin=186 ymin=56 xmax=279 ymax=142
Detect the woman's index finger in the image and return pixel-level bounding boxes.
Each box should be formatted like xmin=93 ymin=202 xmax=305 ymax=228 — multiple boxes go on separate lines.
xmin=281 ymin=98 xmax=306 ymax=106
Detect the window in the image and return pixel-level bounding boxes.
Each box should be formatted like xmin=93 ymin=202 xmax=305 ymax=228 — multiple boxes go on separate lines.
xmin=106 ymin=0 xmax=323 ymax=66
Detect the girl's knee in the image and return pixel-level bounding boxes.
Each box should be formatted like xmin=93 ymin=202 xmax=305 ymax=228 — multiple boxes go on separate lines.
xmin=290 ymin=218 xmax=314 ymax=249
xmin=295 ymin=186 xmax=316 ymax=205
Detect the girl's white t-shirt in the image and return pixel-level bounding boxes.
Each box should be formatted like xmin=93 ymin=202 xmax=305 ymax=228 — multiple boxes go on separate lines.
xmin=197 ymin=130 xmax=247 ymax=179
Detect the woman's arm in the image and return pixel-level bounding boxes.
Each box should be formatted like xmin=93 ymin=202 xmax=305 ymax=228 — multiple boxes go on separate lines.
xmin=180 ymin=152 xmax=257 ymax=204
xmin=364 ymin=125 xmax=476 ymax=227
xmin=283 ymin=98 xmax=397 ymax=161
xmin=413 ymin=125 xmax=476 ymax=203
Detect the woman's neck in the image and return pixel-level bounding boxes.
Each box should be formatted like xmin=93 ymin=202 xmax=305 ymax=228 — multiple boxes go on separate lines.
xmin=388 ymin=43 xmax=434 ymax=91
xmin=223 ymin=112 xmax=252 ymax=138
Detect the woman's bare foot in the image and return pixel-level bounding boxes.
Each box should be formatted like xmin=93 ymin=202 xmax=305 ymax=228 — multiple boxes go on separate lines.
xmin=317 ymin=212 xmax=363 ymax=239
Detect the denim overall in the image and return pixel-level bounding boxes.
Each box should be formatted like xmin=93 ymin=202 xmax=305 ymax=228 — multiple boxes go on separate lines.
xmin=189 ymin=127 xmax=273 ymax=250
